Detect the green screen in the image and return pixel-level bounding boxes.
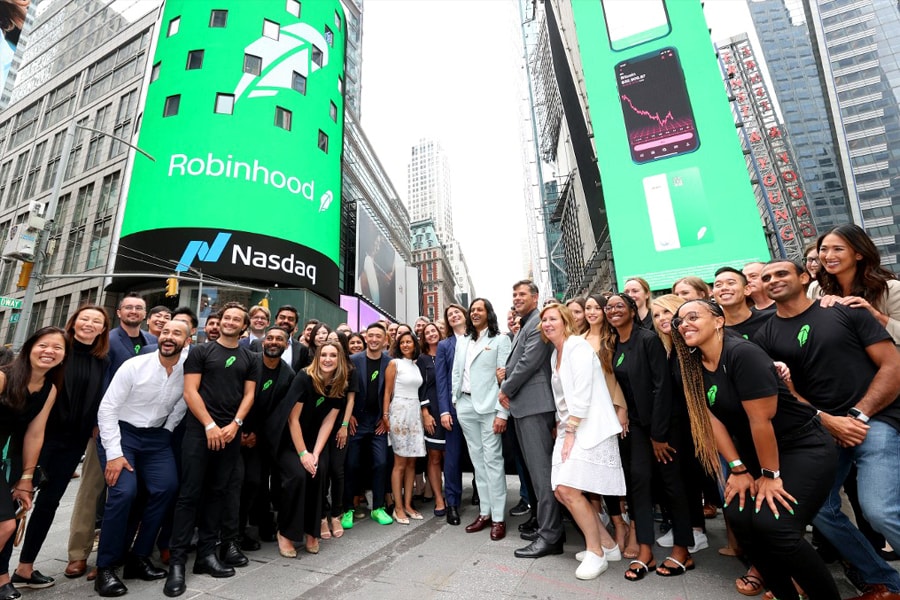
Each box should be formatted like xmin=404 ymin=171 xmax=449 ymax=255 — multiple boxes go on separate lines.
xmin=116 ymin=0 xmax=345 ymax=299
xmin=572 ymin=0 xmax=770 ymax=289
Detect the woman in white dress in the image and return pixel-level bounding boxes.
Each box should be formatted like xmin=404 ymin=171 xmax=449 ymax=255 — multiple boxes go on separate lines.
xmin=382 ymin=331 xmax=426 ymax=524
xmin=540 ymin=303 xmax=627 ymax=580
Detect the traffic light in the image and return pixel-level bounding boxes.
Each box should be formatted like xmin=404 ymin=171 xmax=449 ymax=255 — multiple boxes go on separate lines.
xmin=165 ymin=277 xmax=179 ymax=297
xmin=16 ymin=262 xmax=34 ymax=289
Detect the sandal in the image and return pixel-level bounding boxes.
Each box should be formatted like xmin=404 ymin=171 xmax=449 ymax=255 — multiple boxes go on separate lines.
xmin=320 ymin=518 xmax=332 ymax=540
xmin=736 ymin=573 xmax=764 ymax=596
xmin=624 ymin=559 xmax=656 ymax=581
xmin=656 ymin=555 xmax=695 ymax=577
xmin=330 ymin=516 xmax=344 ymax=538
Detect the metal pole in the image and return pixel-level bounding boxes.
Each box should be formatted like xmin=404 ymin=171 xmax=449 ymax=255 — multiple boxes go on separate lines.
xmin=11 ymin=121 xmax=76 ymax=352
xmin=196 ymin=268 xmax=203 ymax=321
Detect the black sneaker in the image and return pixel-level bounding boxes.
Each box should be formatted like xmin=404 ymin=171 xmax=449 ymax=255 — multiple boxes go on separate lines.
xmin=11 ymin=571 xmax=55 ymax=589
xmin=509 ymin=499 xmax=531 ymax=517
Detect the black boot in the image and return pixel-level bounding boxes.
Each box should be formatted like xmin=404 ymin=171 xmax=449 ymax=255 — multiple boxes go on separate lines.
xmin=193 ymin=554 xmax=235 ymax=578
xmin=163 ymin=564 xmax=185 ymax=598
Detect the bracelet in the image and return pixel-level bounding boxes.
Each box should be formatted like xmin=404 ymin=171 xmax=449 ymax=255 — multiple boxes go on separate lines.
xmin=204 ymin=422 xmax=216 ymax=431
xmin=298 ymin=450 xmax=308 ymax=458
xmin=19 ymin=474 xmax=33 ymax=481
xmin=728 ymin=459 xmax=743 ymax=469
xmin=730 ymin=469 xmax=750 ymax=476
xmin=14 ymin=488 xmax=34 ymax=493
xmin=341 ymin=421 xmax=349 ymax=427
xmin=566 ymin=420 xmax=580 ymax=430
xmin=383 ymin=412 xmax=389 ymax=418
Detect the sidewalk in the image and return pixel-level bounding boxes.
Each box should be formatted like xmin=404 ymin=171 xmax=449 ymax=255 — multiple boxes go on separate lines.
xmin=10 ymin=475 xmax=870 ymax=599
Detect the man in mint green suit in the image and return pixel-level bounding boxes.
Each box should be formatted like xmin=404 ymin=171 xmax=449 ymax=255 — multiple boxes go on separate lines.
xmin=451 ymin=298 xmax=512 ymax=541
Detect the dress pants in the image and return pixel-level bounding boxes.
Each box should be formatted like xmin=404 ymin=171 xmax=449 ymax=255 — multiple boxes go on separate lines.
xmin=18 ymin=437 xmax=87 ymax=564
xmin=513 ymin=411 xmax=562 ymax=544
xmin=220 ymin=448 xmax=246 ymax=543
xmin=169 ymin=425 xmax=241 ymax=565
xmin=727 ymin=423 xmax=839 ymax=600
xmin=68 ymin=439 xmax=105 ymax=561
xmin=343 ymin=412 xmax=388 ymax=510
xmin=442 ymin=405 xmax=465 ymax=509
xmin=96 ymin=424 xmax=178 ymax=567
xmin=456 ymin=396 xmax=506 ymax=521
xmin=321 ymin=432 xmax=348 ymax=518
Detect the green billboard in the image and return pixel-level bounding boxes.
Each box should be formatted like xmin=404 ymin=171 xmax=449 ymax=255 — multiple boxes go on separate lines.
xmin=571 ymin=0 xmax=769 ymax=289
xmin=115 ymin=0 xmax=345 ymax=300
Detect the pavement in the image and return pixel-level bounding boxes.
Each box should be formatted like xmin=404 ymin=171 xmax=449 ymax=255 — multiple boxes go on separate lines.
xmin=9 ymin=473 xmax=877 ymax=599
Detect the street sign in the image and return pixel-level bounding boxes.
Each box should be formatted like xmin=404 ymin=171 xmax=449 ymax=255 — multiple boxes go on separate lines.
xmin=0 ymin=297 xmax=23 ymax=309
xmin=9 ymin=313 xmax=20 ymax=323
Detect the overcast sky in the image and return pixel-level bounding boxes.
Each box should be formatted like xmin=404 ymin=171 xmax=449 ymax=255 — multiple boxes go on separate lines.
xmin=360 ymin=0 xmax=764 ymax=310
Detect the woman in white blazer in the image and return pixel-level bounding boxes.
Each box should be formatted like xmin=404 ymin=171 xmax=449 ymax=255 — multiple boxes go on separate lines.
xmin=540 ymin=303 xmax=626 ymax=581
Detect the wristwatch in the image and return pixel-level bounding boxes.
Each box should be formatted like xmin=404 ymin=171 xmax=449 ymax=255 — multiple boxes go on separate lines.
xmin=847 ymin=407 xmax=870 ymax=423
xmin=234 ymin=417 xmax=244 ymax=427
xmin=761 ymin=468 xmax=780 ymax=479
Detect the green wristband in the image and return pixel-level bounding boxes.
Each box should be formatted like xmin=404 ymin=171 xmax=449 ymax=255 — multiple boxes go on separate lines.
xmin=341 ymin=421 xmax=349 ymax=427
xmin=298 ymin=450 xmax=308 ymax=457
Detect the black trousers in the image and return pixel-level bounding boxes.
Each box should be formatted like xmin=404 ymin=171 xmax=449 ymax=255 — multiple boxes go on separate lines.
xmin=321 ymin=432 xmax=348 ymax=518
xmin=624 ymin=423 xmax=693 ymax=548
xmin=727 ymin=422 xmax=839 ymax=600
xmin=169 ymin=426 xmax=241 ymax=565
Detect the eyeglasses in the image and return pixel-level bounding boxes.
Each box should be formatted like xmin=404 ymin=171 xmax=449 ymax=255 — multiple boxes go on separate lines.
xmin=806 ymin=257 xmax=819 ymax=264
xmin=671 ymin=311 xmax=703 ymax=329
xmin=603 ymin=303 xmax=628 ymax=313
xmin=120 ymin=305 xmax=145 ymax=312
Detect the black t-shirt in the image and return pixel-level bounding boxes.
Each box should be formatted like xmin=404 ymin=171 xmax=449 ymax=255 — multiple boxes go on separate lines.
xmin=705 ymin=335 xmax=815 ymax=473
xmin=365 ymin=355 xmax=382 ymax=414
xmin=613 ymin=336 xmax=638 ymax=419
xmin=284 ymin=370 xmax=342 ymax=450
xmin=755 ymin=302 xmax=900 ymax=429
xmin=727 ymin=306 xmax=774 ymax=341
xmin=0 ymin=378 xmax=53 ymax=464
xmin=246 ymin=363 xmax=281 ymax=433
xmin=183 ymin=342 xmax=259 ymax=428
xmin=128 ymin=334 xmax=145 ymax=356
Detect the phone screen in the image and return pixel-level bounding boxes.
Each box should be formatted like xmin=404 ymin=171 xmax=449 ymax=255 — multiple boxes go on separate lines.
xmin=602 ymin=0 xmax=670 ymax=52
xmin=643 ymin=167 xmax=712 ymax=252
xmin=616 ymin=48 xmax=699 ymax=163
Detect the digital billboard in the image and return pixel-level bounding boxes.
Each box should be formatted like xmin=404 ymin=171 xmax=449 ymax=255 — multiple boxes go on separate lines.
xmin=355 ymin=206 xmax=402 ymax=318
xmin=571 ymin=0 xmax=770 ymax=289
xmin=115 ymin=0 xmax=345 ymax=300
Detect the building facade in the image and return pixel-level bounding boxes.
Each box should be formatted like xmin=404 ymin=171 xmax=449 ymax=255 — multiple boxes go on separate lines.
xmin=410 ymin=219 xmax=456 ymax=321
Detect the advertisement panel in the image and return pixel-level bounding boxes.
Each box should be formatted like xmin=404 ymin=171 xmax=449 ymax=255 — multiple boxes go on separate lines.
xmin=115 ymin=0 xmax=345 ymax=300
xmin=571 ymin=0 xmax=770 ymax=289
xmin=0 ymin=0 xmax=31 ymax=99
xmin=355 ymin=206 xmax=402 ymax=318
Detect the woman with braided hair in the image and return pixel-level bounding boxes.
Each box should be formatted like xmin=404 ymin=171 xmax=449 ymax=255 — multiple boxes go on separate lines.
xmin=671 ymin=299 xmax=839 ymax=600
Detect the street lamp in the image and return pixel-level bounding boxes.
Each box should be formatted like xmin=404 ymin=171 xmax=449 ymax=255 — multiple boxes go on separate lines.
xmin=10 ymin=120 xmax=155 ymax=351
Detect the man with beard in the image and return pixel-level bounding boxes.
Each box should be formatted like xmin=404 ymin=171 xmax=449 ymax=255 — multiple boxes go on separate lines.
xmin=203 ymin=313 xmax=221 ymax=343
xmin=164 ymin=302 xmax=258 ymax=597
xmin=250 ymin=306 xmax=305 ymax=371
xmin=92 ymin=320 xmax=192 ymax=596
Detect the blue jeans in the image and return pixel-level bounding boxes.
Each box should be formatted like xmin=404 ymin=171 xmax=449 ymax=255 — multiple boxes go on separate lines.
xmin=812 ymin=421 xmax=900 ymax=592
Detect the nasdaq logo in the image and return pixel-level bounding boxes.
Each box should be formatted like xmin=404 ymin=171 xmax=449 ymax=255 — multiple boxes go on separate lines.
xmin=175 ymin=233 xmax=232 ymax=272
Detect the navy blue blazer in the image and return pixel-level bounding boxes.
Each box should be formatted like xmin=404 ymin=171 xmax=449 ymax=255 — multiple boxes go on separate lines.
xmin=435 ymin=336 xmax=457 ymax=416
xmin=349 ymin=350 xmax=390 ymax=418
xmin=107 ymin=327 xmax=157 ymax=382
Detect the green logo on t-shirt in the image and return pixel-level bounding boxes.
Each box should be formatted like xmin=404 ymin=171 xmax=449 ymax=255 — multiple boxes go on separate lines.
xmin=707 ymin=385 xmax=718 ymax=407
xmin=742 ymin=334 xmax=749 ymax=340
xmin=134 ymin=344 xmax=141 ymax=354
xmin=316 ymin=396 xmax=325 ymax=407
xmin=225 ymin=356 xmax=236 ymax=368
xmin=370 ymin=370 xmax=379 ymax=381
xmin=797 ymin=324 xmax=810 ymax=348
xmin=615 ymin=353 xmax=624 ymax=367
xmin=262 ymin=379 xmax=272 ymax=391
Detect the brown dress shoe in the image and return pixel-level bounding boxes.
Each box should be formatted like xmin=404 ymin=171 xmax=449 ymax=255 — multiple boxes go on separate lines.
xmin=86 ymin=568 xmax=98 ymax=582
xmin=847 ymin=585 xmax=900 ymax=600
xmin=490 ymin=521 xmax=506 ymax=541
xmin=64 ymin=560 xmax=87 ymax=579
xmin=465 ymin=515 xmax=491 ymax=533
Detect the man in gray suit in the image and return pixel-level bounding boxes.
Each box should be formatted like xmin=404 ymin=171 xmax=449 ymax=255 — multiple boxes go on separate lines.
xmin=499 ymin=280 xmax=563 ymax=558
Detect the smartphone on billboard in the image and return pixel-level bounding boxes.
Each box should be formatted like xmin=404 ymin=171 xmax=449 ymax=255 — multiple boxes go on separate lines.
xmin=602 ymin=0 xmax=670 ymax=52
xmin=643 ymin=167 xmax=712 ymax=252
xmin=616 ymin=47 xmax=700 ymax=164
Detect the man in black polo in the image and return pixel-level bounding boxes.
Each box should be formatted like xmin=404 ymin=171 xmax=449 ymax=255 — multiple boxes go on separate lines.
xmin=712 ymin=266 xmax=773 ymax=339
xmin=164 ymin=302 xmax=258 ymax=597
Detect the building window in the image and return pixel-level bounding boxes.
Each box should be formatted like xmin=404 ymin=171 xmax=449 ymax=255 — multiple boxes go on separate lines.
xmin=329 ymin=101 xmax=337 ymax=122
xmin=97 ymin=172 xmax=121 ymax=214
xmin=83 ymin=104 xmax=110 ymax=170
xmin=27 ymin=301 xmax=47 ymax=336
xmin=286 ymin=0 xmax=300 ymax=17
xmin=337 ymin=76 xmax=343 ymax=94
xmin=74 ymin=184 xmax=94 ymax=225
xmin=109 ymin=92 xmax=135 ymax=159
xmin=334 ymin=10 xmax=341 ymax=30
xmin=51 ymin=294 xmax=71 ymax=328
xmin=22 ymin=140 xmax=45 ymax=200
xmin=209 ymin=10 xmax=228 ymax=28
xmin=5 ymin=150 xmax=29 ymax=209
xmin=263 ymin=19 xmax=280 ymax=40
xmin=167 ymin=17 xmax=180 ymax=37
xmin=291 ymin=71 xmax=306 ymax=95
xmin=274 ymin=107 xmax=292 ymax=131
xmin=186 ymin=49 xmax=204 ymax=70
xmin=214 ymin=93 xmax=235 ymax=115
xmin=324 ymin=25 xmax=333 ymax=47
xmin=86 ymin=217 xmax=112 ymax=269
xmin=79 ymin=288 xmax=98 ymax=306
xmin=150 ymin=61 xmax=160 ymax=82
xmin=317 ymin=130 xmax=328 ymax=153
xmin=311 ymin=45 xmax=323 ymax=67
xmin=243 ymin=53 xmax=262 ymax=75
xmin=163 ymin=95 xmax=181 ymax=117
xmin=62 ymin=226 xmax=85 ymax=273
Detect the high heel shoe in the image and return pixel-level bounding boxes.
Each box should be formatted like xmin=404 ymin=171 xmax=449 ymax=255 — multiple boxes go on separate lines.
xmin=392 ymin=510 xmax=410 ymax=525
xmin=320 ymin=518 xmax=332 ymax=540
xmin=276 ymin=532 xmax=297 ymax=558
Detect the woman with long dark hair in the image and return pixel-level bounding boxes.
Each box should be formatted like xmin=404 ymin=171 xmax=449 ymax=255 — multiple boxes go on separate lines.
xmin=302 ymin=323 xmax=333 ymax=368
xmin=817 ymin=223 xmax=899 ymax=344
xmin=417 ymin=322 xmax=446 ymax=516
xmin=671 ymin=299 xmax=840 ymax=600
xmin=604 ymin=293 xmax=693 ymax=580
xmin=0 ymin=327 xmax=66 ymax=600
xmin=274 ymin=342 xmax=345 ymax=557
xmin=14 ymin=306 xmax=109 ymax=588
xmin=565 ymin=298 xmax=588 ymax=335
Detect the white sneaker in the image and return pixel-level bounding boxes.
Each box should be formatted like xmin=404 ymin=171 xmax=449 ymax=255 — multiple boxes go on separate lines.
xmin=689 ymin=531 xmax=709 ymax=553
xmin=576 ymin=545 xmax=621 ymax=562
xmin=575 ymin=551 xmax=608 ymax=580
xmin=656 ymin=529 xmax=674 ymax=548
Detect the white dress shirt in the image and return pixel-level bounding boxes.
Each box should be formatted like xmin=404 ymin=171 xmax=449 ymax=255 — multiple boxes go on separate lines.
xmin=97 ymin=351 xmax=187 ymax=461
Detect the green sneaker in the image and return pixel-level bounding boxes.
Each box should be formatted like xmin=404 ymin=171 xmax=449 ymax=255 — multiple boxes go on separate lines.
xmin=371 ymin=507 xmax=393 ymax=525
xmin=341 ymin=510 xmax=355 ymax=530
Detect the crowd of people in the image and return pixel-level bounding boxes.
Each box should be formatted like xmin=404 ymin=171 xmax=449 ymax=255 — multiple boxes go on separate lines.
xmin=0 ymin=223 xmax=898 ymax=599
